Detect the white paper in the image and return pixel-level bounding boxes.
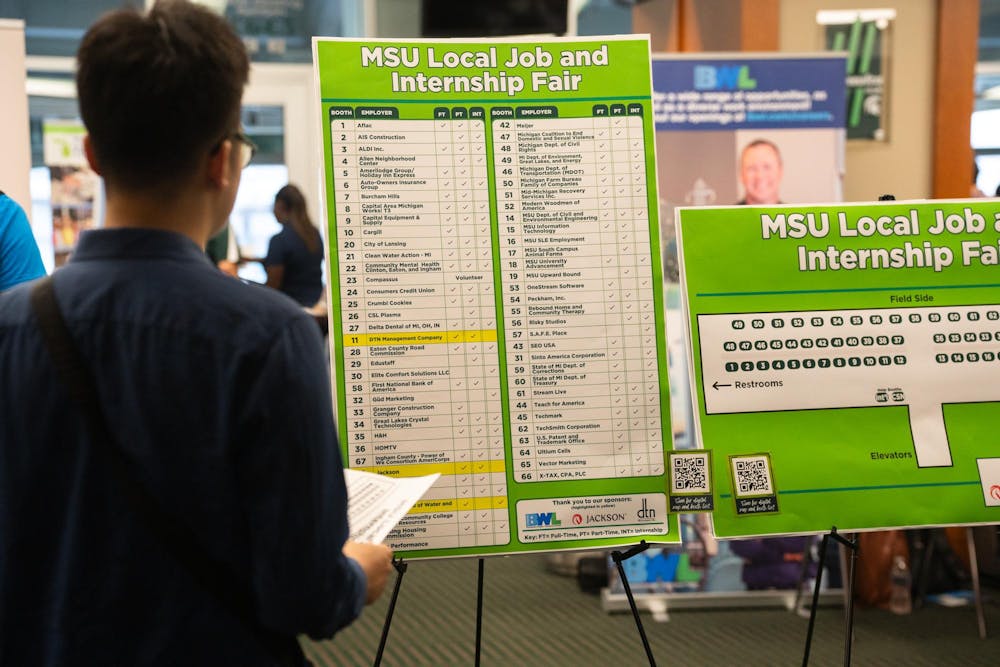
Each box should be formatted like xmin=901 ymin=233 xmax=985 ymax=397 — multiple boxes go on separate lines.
xmin=344 ymin=469 xmax=440 ymax=544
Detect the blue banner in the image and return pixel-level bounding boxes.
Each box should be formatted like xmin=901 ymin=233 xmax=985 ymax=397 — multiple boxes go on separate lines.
xmin=652 ymin=57 xmax=846 ymax=131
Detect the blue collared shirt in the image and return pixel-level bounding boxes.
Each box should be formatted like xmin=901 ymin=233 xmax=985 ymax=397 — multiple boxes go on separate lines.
xmin=0 ymin=228 xmax=364 ymax=666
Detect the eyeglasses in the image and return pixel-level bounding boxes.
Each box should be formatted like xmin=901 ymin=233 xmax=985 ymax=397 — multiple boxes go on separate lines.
xmin=231 ymin=130 xmax=257 ymax=169
xmin=213 ymin=130 xmax=257 ymax=169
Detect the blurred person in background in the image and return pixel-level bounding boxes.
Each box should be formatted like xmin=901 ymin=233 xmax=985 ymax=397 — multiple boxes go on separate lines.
xmin=737 ymin=139 xmax=784 ymax=206
xmin=264 ymin=184 xmax=324 ymax=307
xmin=0 ymin=190 xmax=45 ymax=291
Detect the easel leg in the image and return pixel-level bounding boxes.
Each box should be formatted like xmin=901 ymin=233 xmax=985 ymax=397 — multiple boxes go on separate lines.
xmin=802 ymin=528 xmax=858 ymax=667
xmin=475 ymin=557 xmax=485 ymax=667
xmin=843 ymin=532 xmax=859 ymax=667
xmin=801 ymin=533 xmax=830 ymax=667
xmin=967 ymin=527 xmax=988 ymax=639
xmin=373 ymin=558 xmax=408 ymax=667
xmin=793 ymin=536 xmax=818 ymax=615
xmin=611 ymin=541 xmax=657 ymax=667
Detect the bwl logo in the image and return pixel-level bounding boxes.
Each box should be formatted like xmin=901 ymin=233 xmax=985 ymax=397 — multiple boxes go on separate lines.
xmin=693 ymin=65 xmax=757 ymax=90
xmin=525 ymin=512 xmax=561 ymax=527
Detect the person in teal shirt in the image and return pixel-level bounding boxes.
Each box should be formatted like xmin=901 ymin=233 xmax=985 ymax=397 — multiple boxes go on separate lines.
xmin=0 ymin=192 xmax=45 ymax=290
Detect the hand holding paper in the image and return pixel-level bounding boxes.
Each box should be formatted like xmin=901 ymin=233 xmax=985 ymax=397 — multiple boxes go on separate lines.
xmin=345 ymin=469 xmax=440 ymax=544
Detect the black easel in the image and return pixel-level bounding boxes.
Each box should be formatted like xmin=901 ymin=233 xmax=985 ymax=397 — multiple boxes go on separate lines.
xmin=373 ymin=556 xmax=488 ymax=666
xmin=475 ymin=557 xmax=485 ymax=666
xmin=373 ymin=557 xmax=408 ymax=667
xmin=801 ymin=527 xmax=859 ymax=667
xmin=611 ymin=540 xmax=658 ymax=667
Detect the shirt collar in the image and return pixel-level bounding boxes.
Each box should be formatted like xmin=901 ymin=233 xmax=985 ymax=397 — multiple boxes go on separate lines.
xmin=70 ymin=228 xmax=213 ymax=266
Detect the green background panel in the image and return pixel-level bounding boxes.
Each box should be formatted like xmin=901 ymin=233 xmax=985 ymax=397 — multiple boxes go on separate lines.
xmin=678 ymin=200 xmax=1000 ymax=536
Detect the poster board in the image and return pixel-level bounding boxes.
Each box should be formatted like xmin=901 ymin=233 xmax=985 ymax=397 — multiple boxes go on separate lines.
xmin=314 ymin=35 xmax=676 ymax=558
xmin=677 ymin=199 xmax=1000 ymax=538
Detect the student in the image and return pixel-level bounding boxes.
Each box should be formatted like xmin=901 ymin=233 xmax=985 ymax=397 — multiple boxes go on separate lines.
xmin=0 ymin=190 xmax=45 ymax=290
xmin=737 ymin=138 xmax=784 ymax=205
xmin=264 ymin=184 xmax=324 ymax=307
xmin=0 ymin=2 xmax=391 ymax=664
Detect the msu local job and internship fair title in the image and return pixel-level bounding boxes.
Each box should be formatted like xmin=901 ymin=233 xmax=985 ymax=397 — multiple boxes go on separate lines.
xmin=762 ymin=206 xmax=1000 ymax=273
xmin=359 ymin=44 xmax=615 ymax=95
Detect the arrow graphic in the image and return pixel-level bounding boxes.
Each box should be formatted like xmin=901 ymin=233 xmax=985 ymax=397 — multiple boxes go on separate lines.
xmin=712 ymin=381 xmax=732 ymax=390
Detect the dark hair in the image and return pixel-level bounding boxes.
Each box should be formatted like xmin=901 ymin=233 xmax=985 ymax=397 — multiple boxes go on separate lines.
xmin=275 ymin=184 xmax=320 ymax=253
xmin=76 ymin=0 xmax=249 ymax=193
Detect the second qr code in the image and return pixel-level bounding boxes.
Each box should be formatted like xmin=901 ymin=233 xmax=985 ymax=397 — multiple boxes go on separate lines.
xmin=732 ymin=455 xmax=773 ymax=496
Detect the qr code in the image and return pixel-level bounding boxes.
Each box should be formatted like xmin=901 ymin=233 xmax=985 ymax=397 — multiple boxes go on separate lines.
xmin=733 ymin=456 xmax=773 ymax=495
xmin=670 ymin=453 xmax=709 ymax=493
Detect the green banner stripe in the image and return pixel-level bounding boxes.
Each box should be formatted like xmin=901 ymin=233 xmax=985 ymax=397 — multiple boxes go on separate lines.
xmin=846 ymin=19 xmax=862 ymax=74
xmin=849 ymin=87 xmax=864 ymax=127
xmin=859 ymin=21 xmax=877 ymax=75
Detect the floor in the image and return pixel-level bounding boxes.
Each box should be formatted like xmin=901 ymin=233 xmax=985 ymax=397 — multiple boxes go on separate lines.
xmin=302 ymin=554 xmax=1000 ymax=666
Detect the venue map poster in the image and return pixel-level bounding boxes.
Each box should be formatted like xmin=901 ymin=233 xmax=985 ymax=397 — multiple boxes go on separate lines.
xmin=677 ymin=200 xmax=1000 ymax=537
xmin=314 ymin=36 xmax=676 ymax=557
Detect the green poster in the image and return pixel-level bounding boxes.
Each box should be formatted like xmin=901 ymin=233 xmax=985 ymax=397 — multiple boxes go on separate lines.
xmin=314 ymin=36 xmax=676 ymax=558
xmin=677 ymin=200 xmax=1000 ymax=537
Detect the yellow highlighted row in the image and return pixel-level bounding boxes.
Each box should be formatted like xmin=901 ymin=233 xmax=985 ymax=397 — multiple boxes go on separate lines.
xmin=343 ymin=330 xmax=498 ymax=346
xmin=410 ymin=496 xmax=508 ymax=513
xmin=354 ymin=459 xmax=507 ymax=477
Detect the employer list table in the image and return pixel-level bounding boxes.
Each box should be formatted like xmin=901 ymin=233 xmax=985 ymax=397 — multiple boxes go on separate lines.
xmin=493 ymin=105 xmax=662 ymax=484
xmin=332 ymin=106 xmax=508 ymax=549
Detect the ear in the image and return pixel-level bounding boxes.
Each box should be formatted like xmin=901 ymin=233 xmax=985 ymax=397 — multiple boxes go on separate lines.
xmin=206 ymin=139 xmax=234 ymax=190
xmin=83 ymin=135 xmax=103 ymax=176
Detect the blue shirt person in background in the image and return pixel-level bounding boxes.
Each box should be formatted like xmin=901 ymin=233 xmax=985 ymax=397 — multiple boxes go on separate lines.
xmin=0 ymin=2 xmax=391 ymax=665
xmin=0 ymin=191 xmax=45 ymax=290
xmin=264 ymin=183 xmax=324 ymax=307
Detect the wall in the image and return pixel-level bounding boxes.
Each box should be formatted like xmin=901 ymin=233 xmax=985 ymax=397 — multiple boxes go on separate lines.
xmin=780 ymin=0 xmax=937 ymax=201
xmin=0 ymin=19 xmax=31 ymax=215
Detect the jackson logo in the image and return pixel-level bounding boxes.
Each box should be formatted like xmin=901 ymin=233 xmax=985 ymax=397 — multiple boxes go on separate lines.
xmin=990 ymin=485 xmax=1000 ymax=502
xmin=572 ymin=514 xmax=583 ymax=525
